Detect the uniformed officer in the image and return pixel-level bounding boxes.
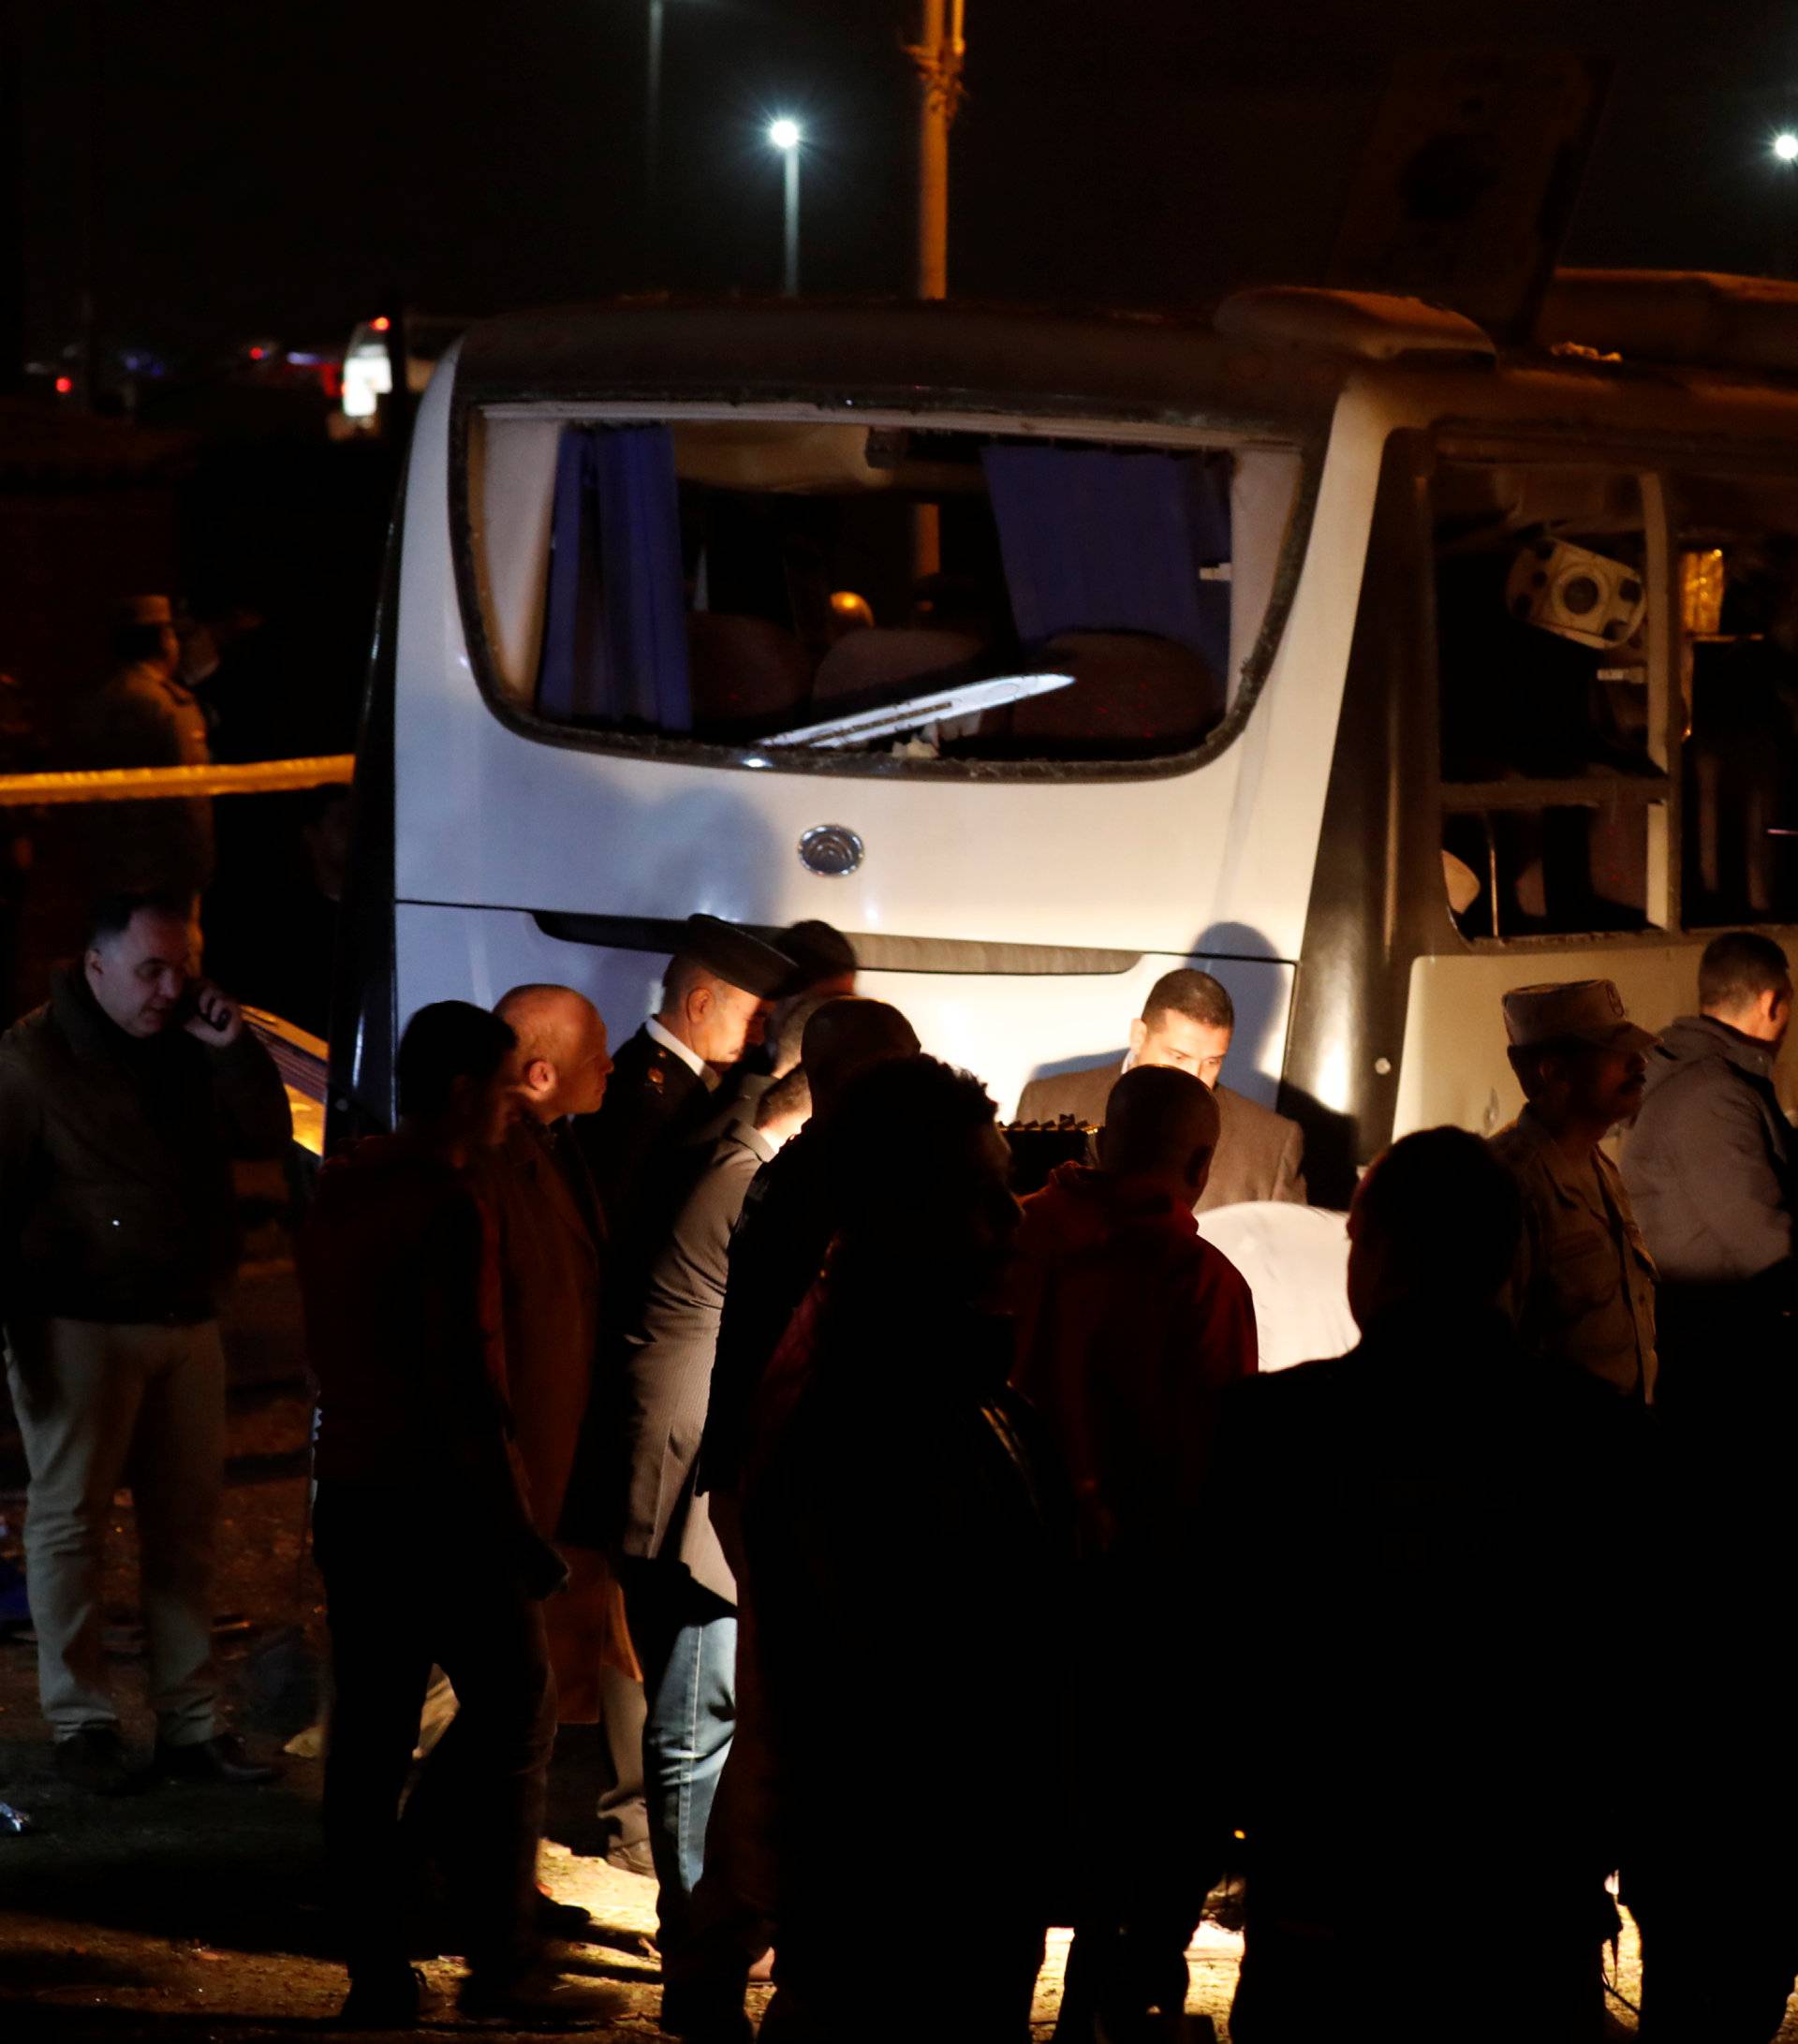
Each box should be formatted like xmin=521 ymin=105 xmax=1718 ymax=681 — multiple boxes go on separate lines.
xmin=70 ymin=596 xmax=215 ymax=896
xmin=578 ymin=915 xmax=793 ymax=1241
xmin=1488 ymin=979 xmax=1659 ymax=1401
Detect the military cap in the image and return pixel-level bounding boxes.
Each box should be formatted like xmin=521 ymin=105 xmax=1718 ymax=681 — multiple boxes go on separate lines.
xmin=678 ymin=914 xmax=793 ymax=1000
xmin=777 ymin=919 xmax=859 ymax=992
xmin=1502 ymin=979 xmax=1657 ymax=1053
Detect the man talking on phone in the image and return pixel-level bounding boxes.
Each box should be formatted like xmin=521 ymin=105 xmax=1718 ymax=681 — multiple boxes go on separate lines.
xmin=0 ymin=890 xmax=291 ymax=1793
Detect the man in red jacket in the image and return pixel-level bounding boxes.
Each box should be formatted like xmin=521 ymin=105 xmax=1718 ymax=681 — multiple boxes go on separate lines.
xmin=1012 ymin=1063 xmax=1258 ymax=1551
xmin=1010 ymin=1062 xmax=1258 ymax=2044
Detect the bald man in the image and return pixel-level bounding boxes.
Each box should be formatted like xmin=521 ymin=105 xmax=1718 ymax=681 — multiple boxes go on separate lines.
xmin=471 ymin=990 xmax=635 ymax=1753
xmin=1010 ymin=1065 xmax=1257 ymax=2044
xmin=480 ymin=987 xmax=612 ymax=1537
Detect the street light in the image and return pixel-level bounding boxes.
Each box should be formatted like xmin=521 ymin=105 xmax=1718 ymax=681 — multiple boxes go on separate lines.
xmin=1776 ymin=132 xmax=1798 ymax=163
xmin=769 ymin=118 xmax=802 ymax=298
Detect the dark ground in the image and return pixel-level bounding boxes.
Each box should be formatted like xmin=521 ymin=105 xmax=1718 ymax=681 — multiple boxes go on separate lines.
xmin=0 ymin=1256 xmax=1754 ymax=2040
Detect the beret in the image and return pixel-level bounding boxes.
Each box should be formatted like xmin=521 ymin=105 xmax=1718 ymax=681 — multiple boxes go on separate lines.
xmin=679 ymin=914 xmax=793 ymax=1000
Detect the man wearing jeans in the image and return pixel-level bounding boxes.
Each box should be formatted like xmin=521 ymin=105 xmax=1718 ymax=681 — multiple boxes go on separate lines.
xmin=610 ymin=1065 xmax=811 ymax=2037
xmin=0 ymin=890 xmax=290 ymax=1793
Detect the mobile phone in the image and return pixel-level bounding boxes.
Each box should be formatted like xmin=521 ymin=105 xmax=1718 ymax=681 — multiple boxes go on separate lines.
xmin=173 ymin=981 xmax=228 ymax=1034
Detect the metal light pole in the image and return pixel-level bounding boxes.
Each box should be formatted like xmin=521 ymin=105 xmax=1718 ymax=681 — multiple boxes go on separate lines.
xmin=907 ymin=2 xmax=965 ymax=579
xmin=909 ymin=0 xmax=966 ymax=301
xmin=645 ymin=0 xmax=664 ymax=207
xmin=770 ymin=119 xmax=802 ymax=297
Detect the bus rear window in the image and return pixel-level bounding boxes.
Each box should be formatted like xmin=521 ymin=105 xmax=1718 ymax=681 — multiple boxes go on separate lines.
xmin=472 ymin=417 xmax=1301 ymax=766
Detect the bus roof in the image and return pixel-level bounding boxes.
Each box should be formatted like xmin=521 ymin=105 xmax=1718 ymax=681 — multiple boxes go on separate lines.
xmin=453 ymin=272 xmax=1798 ymax=430
xmin=452 ymin=299 xmax=1347 ymax=436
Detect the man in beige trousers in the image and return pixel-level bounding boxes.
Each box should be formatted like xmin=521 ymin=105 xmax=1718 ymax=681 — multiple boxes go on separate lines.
xmin=0 ymin=890 xmax=291 ymax=1792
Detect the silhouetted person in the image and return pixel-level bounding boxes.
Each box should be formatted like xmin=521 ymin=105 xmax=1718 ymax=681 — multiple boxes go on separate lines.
xmin=1489 ymin=980 xmax=1658 ymax=1399
xmin=1010 ymin=1065 xmax=1257 ymax=2043
xmin=299 ymin=1002 xmax=613 ymax=2028
xmin=1618 ymin=952 xmax=1798 ymax=2034
xmin=1216 ymin=1129 xmax=1642 ymax=2044
xmin=697 ymin=995 xmax=920 ymax=1519
xmin=0 ymin=890 xmax=289 ymax=1793
xmin=1621 ymin=932 xmax=1796 ymax=1448
xmin=70 ymin=596 xmax=214 ymax=897
xmin=744 ymin=1056 xmax=1072 ymax=2044
xmin=757 ymin=919 xmax=857 ymax=1074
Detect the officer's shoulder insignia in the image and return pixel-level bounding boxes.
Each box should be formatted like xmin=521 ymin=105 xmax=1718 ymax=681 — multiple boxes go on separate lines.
xmin=646 ymin=1064 xmax=665 ymax=1088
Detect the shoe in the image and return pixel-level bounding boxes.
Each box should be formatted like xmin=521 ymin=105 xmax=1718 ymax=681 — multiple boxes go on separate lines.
xmin=457 ymin=1967 xmax=623 ymax=2026
xmin=53 ymin=1728 xmax=144 ymax=1796
xmin=155 ymin=1731 xmax=282 ymax=1785
xmin=337 ymin=1964 xmax=424 ymax=2028
xmin=535 ymin=1888 xmax=594 ymax=1938
xmin=605 ymin=1835 xmax=656 ymax=1878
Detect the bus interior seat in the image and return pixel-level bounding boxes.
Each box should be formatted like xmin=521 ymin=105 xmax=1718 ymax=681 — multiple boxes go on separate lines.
xmin=810 ymin=626 xmax=984 ymax=702
xmin=1006 ymin=631 xmax=1224 ymax=747
xmin=686 ymin=613 xmax=813 ymax=729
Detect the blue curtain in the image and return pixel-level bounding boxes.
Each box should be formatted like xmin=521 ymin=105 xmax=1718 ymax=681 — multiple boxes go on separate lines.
xmin=980 ymin=446 xmax=1231 ymax=674
xmin=538 ymin=426 xmax=693 ymax=731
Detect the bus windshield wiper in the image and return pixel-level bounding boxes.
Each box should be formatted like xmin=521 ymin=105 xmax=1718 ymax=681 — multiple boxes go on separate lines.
xmin=762 ymin=671 xmax=1074 ymax=751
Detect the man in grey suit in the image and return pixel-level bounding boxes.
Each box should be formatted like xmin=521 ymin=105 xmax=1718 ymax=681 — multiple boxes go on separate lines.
xmin=1016 ymin=968 xmax=1306 ymax=1212
xmin=612 ymin=1061 xmax=812 ymax=2020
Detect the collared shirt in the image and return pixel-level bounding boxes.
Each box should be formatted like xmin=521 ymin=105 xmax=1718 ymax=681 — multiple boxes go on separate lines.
xmin=646 ymin=1014 xmax=719 ymax=1092
xmin=1489 ymin=1106 xmax=1658 ymax=1402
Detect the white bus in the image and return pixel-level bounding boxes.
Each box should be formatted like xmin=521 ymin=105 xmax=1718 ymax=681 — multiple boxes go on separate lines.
xmin=332 ymin=274 xmax=1798 ymax=1203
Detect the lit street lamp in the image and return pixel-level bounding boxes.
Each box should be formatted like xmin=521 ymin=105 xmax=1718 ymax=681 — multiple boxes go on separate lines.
xmin=1776 ymin=132 xmax=1798 ymax=163
xmin=769 ymin=118 xmax=802 ymax=298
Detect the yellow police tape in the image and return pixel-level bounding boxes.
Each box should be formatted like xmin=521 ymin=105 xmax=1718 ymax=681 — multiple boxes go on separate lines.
xmin=0 ymin=756 xmax=356 ymax=805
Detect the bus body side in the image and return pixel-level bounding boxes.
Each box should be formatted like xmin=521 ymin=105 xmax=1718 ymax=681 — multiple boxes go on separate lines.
xmin=1286 ymin=353 xmax=1798 ymax=1194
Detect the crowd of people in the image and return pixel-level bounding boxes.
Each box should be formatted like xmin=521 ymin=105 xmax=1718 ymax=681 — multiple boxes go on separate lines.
xmin=3 ymin=880 xmax=1797 ymax=2042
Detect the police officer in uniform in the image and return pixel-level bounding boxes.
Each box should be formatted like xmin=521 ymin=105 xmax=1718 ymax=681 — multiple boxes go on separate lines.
xmin=579 ymin=915 xmax=793 ymax=1242
xmin=71 ymin=596 xmax=215 ymax=897
xmin=1487 ymin=980 xmax=1658 ymax=1402
xmin=563 ymin=915 xmax=792 ymax=1556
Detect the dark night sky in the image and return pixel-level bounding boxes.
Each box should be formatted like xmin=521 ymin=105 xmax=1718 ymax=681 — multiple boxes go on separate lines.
xmin=21 ymin=1 xmax=1798 ymax=358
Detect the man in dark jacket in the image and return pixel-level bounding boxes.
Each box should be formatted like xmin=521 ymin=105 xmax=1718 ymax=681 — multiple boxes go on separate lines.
xmin=0 ymin=891 xmax=289 ymax=1794
xmin=744 ymin=1056 xmax=1072 ymax=2044
xmin=1216 ymin=1128 xmax=1644 ymax=2044
xmin=300 ymin=1001 xmax=614 ymax=2030
xmin=1620 ymin=931 xmax=1795 ymax=1434
xmin=1616 ymin=932 xmax=1798 ymax=2037
xmin=697 ymin=997 xmax=919 ymax=1515
xmin=615 ymin=1065 xmax=810 ymax=2030
xmin=577 ymin=915 xmax=791 ymax=1245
